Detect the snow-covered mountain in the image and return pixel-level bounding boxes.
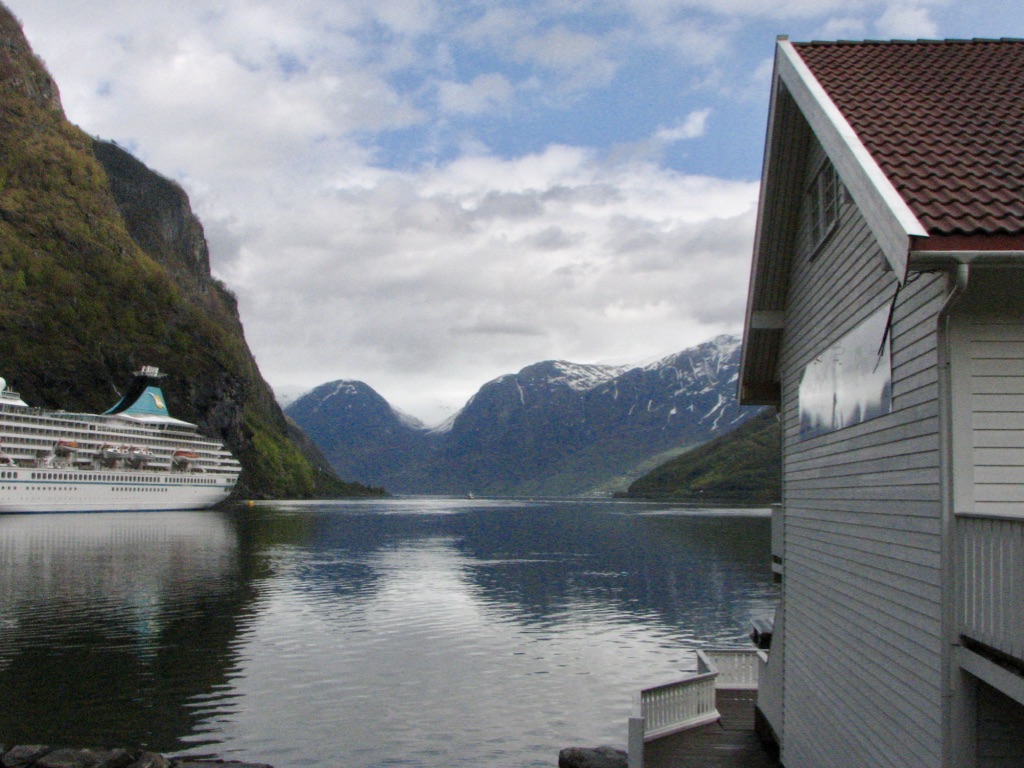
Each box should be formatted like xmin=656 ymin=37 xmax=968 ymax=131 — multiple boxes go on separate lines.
xmin=285 ymin=334 xmax=759 ymax=496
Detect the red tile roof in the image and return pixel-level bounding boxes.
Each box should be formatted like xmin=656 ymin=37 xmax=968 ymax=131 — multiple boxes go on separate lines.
xmin=794 ymin=39 xmax=1024 ymax=241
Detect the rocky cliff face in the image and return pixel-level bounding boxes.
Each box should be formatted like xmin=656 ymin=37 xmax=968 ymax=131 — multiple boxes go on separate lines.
xmin=93 ymin=140 xmax=215 ymax=289
xmin=0 ymin=7 xmax=62 ymax=114
xmin=288 ymin=336 xmax=758 ymax=496
xmin=0 ymin=3 xmax=374 ymax=499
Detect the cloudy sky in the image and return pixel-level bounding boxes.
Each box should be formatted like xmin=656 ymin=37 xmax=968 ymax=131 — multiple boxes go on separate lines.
xmin=9 ymin=0 xmax=1023 ymax=423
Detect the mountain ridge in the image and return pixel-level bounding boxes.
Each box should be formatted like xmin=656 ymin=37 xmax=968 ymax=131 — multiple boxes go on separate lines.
xmin=287 ymin=334 xmax=759 ymax=496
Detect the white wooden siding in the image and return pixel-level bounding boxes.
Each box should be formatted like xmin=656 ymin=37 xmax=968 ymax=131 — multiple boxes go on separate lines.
xmin=952 ymin=291 xmax=1024 ymax=518
xmin=777 ymin=131 xmax=947 ymax=768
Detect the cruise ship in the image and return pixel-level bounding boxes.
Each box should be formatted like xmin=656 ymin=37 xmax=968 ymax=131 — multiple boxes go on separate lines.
xmin=0 ymin=366 xmax=241 ymax=513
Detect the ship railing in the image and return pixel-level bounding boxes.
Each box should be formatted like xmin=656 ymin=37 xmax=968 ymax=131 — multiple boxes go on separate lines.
xmin=627 ymin=649 xmax=762 ymax=768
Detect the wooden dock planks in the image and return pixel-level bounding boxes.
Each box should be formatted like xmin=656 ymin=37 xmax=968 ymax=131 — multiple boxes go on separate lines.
xmin=642 ymin=691 xmax=782 ymax=768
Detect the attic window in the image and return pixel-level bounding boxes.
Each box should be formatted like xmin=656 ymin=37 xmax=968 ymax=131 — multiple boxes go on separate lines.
xmin=807 ymin=158 xmax=847 ymax=253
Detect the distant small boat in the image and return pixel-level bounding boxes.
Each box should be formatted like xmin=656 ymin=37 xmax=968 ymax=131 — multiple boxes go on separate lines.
xmin=466 ymin=492 xmax=475 ymax=499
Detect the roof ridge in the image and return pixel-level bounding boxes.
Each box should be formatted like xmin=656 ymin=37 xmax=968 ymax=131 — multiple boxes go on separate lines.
xmin=795 ymin=37 xmax=1024 ymax=46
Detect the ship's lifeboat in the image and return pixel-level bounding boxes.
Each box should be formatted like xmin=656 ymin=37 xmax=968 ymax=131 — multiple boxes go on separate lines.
xmin=172 ymin=449 xmax=197 ymax=471
xmin=54 ymin=440 xmax=79 ymax=458
xmin=126 ymin=446 xmax=154 ymax=469
xmin=99 ymin=444 xmax=128 ymax=468
xmin=0 ymin=440 xmax=14 ymax=467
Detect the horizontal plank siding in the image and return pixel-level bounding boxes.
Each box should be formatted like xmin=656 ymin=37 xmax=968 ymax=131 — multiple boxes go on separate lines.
xmin=953 ymin=275 xmax=1024 ymax=520
xmin=777 ymin=139 xmax=946 ymax=768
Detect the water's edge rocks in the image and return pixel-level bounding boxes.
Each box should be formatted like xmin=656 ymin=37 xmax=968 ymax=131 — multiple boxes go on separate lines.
xmin=558 ymin=745 xmax=627 ymax=768
xmin=0 ymin=746 xmax=271 ymax=768
xmin=1 ymin=744 xmax=627 ymax=768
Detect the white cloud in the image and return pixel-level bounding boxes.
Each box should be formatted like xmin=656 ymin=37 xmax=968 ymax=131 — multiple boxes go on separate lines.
xmin=513 ymin=26 xmax=606 ymax=70
xmin=369 ymin=0 xmax=440 ymax=37
xmin=622 ymin=0 xmax=873 ymax=23
xmin=438 ymin=73 xmax=514 ymax=115
xmin=655 ymin=108 xmax=712 ymax=142
xmin=874 ymin=2 xmax=940 ymax=38
xmin=7 ymin=0 xmax=762 ymax=423
xmin=215 ymin=147 xmax=759 ymax=421
xmin=820 ymin=17 xmax=869 ymax=37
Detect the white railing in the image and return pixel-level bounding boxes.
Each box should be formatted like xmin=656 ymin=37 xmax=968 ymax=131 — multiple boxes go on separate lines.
xmin=958 ymin=515 xmax=1024 ymax=661
xmin=627 ymin=649 xmax=762 ymax=768
xmin=701 ymin=649 xmax=761 ymax=689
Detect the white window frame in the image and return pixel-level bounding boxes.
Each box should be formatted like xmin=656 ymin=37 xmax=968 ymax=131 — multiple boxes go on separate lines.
xmin=806 ymin=157 xmax=847 ymax=255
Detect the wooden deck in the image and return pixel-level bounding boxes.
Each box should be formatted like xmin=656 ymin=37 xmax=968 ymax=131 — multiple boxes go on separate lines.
xmin=642 ymin=690 xmax=782 ymax=768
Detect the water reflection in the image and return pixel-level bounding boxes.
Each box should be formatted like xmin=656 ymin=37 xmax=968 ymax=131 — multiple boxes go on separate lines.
xmin=0 ymin=512 xmax=248 ymax=749
xmin=0 ymin=500 xmax=776 ymax=768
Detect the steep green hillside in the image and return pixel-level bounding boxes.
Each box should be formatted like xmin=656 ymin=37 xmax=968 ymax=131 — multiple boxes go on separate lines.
xmin=626 ymin=409 xmax=781 ymax=503
xmin=0 ymin=4 xmax=380 ymax=499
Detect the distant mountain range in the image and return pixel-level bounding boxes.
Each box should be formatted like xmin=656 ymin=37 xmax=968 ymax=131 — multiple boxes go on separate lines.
xmin=286 ymin=335 xmax=763 ymax=496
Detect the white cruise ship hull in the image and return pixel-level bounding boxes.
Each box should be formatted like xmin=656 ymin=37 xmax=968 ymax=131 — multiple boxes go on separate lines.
xmin=0 ymin=468 xmax=235 ymax=513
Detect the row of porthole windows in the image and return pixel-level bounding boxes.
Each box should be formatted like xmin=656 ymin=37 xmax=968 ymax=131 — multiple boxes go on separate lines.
xmin=27 ymin=472 xmax=221 ymax=485
xmin=10 ymin=484 xmax=229 ymax=493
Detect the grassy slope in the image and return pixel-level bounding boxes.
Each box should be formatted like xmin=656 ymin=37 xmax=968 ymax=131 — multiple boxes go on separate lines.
xmin=625 ymin=409 xmax=781 ymax=503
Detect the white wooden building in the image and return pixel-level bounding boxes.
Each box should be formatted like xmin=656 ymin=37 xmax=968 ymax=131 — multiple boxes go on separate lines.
xmin=740 ymin=38 xmax=1024 ymax=768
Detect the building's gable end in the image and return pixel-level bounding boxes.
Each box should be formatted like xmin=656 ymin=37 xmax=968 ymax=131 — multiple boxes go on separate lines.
xmin=741 ymin=38 xmax=928 ymax=408
xmin=778 ymin=40 xmax=926 ymax=278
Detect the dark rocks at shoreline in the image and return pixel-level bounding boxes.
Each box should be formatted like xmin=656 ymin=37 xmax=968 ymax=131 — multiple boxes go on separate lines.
xmin=2 ymin=743 xmax=630 ymax=768
xmin=558 ymin=745 xmax=627 ymax=768
xmin=0 ymin=746 xmax=272 ymax=768
xmin=2 ymin=744 xmax=628 ymax=768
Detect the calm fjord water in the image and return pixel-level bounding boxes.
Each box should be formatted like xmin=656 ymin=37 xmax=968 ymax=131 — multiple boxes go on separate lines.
xmin=0 ymin=498 xmax=776 ymax=768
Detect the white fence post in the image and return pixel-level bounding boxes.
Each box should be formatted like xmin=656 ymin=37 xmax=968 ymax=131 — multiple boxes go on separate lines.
xmin=626 ymin=696 xmax=643 ymax=768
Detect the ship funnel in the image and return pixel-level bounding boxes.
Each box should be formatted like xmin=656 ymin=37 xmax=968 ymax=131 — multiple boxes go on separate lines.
xmin=104 ymin=366 xmax=170 ymax=416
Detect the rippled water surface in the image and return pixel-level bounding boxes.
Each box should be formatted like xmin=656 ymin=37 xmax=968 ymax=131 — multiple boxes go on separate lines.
xmin=0 ymin=498 xmax=776 ymax=767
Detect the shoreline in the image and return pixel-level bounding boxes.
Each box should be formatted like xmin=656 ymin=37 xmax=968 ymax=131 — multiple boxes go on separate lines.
xmin=0 ymin=745 xmax=273 ymax=768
